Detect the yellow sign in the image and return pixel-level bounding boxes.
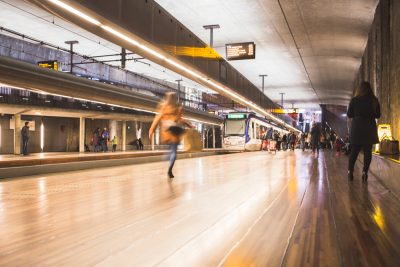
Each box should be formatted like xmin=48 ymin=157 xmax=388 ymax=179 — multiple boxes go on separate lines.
xmin=378 ymin=124 xmax=392 ymax=141
xmin=272 ymin=108 xmax=298 ymax=114
xmin=38 ymin=61 xmax=59 ymax=70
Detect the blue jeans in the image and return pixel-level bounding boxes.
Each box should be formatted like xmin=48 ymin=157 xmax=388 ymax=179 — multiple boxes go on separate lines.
xmin=22 ymin=137 xmax=29 ymax=155
xmin=169 ymin=143 xmax=178 ymax=170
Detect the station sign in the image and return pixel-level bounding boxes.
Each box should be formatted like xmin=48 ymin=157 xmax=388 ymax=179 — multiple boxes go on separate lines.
xmin=37 ymin=60 xmax=59 ymax=71
xmin=227 ymin=113 xmax=247 ymax=119
xmin=225 ymin=42 xmax=256 ymax=61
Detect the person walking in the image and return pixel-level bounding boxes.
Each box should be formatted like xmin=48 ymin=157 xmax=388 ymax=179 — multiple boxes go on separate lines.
xmin=310 ymin=123 xmax=321 ymax=155
xmin=347 ymin=81 xmax=381 ymax=182
xmin=21 ymin=121 xmax=30 ymax=155
xmin=149 ymin=92 xmax=190 ymax=178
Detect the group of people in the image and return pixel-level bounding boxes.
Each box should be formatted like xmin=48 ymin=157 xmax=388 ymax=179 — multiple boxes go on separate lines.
xmin=91 ymin=127 xmax=117 ymax=152
xmin=261 ymin=123 xmax=349 ymax=156
xmin=261 ymin=128 xmax=299 ymax=151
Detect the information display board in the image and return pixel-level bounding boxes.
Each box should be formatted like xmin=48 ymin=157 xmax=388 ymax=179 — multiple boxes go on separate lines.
xmin=37 ymin=60 xmax=59 ymax=70
xmin=225 ymin=42 xmax=256 ymax=61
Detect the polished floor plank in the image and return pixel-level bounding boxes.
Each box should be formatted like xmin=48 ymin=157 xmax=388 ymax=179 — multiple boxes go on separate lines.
xmin=1 ymin=151 xmax=400 ymax=266
xmin=220 ymin=153 xmax=311 ymax=267
xmin=281 ymin=154 xmax=341 ymax=267
xmin=325 ymin=155 xmax=400 ymax=267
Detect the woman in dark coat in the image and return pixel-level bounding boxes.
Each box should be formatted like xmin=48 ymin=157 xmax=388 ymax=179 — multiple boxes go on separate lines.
xmin=347 ymin=81 xmax=381 ymax=182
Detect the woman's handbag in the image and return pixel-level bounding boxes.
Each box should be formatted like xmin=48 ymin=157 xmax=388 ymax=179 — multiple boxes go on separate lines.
xmin=380 ymin=135 xmax=399 ymax=155
xmin=164 ymin=120 xmax=185 ymax=137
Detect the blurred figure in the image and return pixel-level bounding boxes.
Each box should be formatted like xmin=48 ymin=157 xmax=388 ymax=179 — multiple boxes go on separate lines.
xmin=101 ymin=127 xmax=110 ymax=152
xmin=281 ymin=133 xmax=288 ymax=151
xmin=92 ymin=128 xmax=100 ymax=152
xmin=300 ymin=132 xmax=306 ymax=151
xmin=311 ymin=124 xmax=321 ymax=155
xmin=111 ymin=135 xmax=118 ymax=152
xmin=149 ymin=93 xmax=190 ymax=178
xmin=330 ymin=131 xmax=336 ymax=150
xmin=306 ymin=133 xmax=312 ymax=150
xmin=335 ymin=136 xmax=345 ymax=156
xmin=136 ymin=123 xmax=144 ymax=150
xmin=289 ymin=131 xmax=297 ymax=151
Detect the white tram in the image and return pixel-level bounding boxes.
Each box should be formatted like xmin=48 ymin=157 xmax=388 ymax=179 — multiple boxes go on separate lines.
xmin=222 ymin=112 xmax=291 ymax=151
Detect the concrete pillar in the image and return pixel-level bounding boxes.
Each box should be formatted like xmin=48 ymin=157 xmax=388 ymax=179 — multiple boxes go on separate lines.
xmin=212 ymin=126 xmax=216 ymax=149
xmin=13 ymin=114 xmax=21 ymax=155
xmin=79 ymin=117 xmax=85 ymax=153
xmin=122 ymin=120 xmax=127 ymax=151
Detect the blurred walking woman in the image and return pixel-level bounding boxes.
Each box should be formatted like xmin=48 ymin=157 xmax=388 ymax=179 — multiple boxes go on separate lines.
xmin=149 ymin=93 xmax=186 ymax=178
xmin=347 ymin=81 xmax=381 ymax=182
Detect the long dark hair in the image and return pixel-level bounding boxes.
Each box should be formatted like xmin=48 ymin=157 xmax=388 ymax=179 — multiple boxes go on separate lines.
xmin=355 ymin=81 xmax=375 ymax=98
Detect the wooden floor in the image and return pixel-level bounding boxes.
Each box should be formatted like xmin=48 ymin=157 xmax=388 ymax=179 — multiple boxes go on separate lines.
xmin=0 ymin=151 xmax=399 ymax=267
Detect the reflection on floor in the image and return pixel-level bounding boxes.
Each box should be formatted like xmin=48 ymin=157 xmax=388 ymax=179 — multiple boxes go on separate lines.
xmin=0 ymin=151 xmax=399 ymax=266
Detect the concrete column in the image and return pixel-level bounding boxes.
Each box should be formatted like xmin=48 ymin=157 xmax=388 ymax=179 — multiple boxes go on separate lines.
xmin=122 ymin=120 xmax=127 ymax=151
xmin=79 ymin=117 xmax=85 ymax=153
xmin=212 ymin=126 xmax=216 ymax=149
xmin=13 ymin=114 xmax=21 ymax=155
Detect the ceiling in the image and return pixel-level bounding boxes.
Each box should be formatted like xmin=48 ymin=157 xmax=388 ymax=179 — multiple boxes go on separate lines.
xmin=0 ymin=0 xmax=213 ymax=94
xmin=0 ymin=0 xmax=379 ymax=110
xmin=156 ymin=0 xmax=379 ymax=108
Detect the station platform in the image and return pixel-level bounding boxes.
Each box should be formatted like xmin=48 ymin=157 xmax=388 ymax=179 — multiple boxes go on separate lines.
xmin=0 ymin=150 xmax=399 ymax=266
xmin=0 ymin=150 xmax=225 ymax=179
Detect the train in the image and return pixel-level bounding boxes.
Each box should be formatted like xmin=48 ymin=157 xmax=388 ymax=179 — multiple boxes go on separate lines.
xmin=222 ymin=112 xmax=292 ymax=151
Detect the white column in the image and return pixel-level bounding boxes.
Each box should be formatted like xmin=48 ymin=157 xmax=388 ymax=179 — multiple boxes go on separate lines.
xmin=14 ymin=114 xmax=21 ymax=155
xmin=212 ymin=126 xmax=216 ymax=149
xmin=79 ymin=117 xmax=85 ymax=153
xmin=122 ymin=120 xmax=127 ymax=151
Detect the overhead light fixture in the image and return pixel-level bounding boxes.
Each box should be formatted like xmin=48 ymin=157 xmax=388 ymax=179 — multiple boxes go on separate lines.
xmin=48 ymin=0 xmax=101 ymax=25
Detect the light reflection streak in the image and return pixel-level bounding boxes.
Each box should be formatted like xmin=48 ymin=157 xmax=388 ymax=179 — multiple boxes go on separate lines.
xmin=372 ymin=206 xmax=385 ymax=231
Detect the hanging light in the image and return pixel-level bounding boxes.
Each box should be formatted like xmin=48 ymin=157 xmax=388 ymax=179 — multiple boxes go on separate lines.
xmin=40 ymin=121 xmax=44 ymax=152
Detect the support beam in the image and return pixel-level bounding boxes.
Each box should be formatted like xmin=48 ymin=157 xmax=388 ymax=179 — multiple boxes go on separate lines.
xmin=13 ymin=114 xmax=21 ymax=155
xmin=122 ymin=120 xmax=127 ymax=151
xmin=79 ymin=117 xmax=85 ymax=153
xmin=212 ymin=126 xmax=216 ymax=149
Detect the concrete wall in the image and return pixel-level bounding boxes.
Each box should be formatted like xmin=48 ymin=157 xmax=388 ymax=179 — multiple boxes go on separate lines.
xmin=0 ymin=115 xmax=14 ymax=154
xmin=355 ymin=0 xmax=400 ymax=140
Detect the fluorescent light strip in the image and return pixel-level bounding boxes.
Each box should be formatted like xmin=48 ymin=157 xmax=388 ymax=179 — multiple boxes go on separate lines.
xmin=48 ymin=0 xmax=101 ymax=25
xmin=101 ymin=25 xmax=139 ymax=46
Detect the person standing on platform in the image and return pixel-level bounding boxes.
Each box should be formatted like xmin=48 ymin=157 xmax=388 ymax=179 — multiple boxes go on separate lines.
xmin=347 ymin=81 xmax=381 ymax=182
xmin=111 ymin=135 xmax=118 ymax=152
xmin=101 ymin=127 xmax=110 ymax=152
xmin=149 ymin=92 xmax=189 ymax=179
xmin=92 ymin=128 xmax=100 ymax=152
xmin=136 ymin=124 xmax=144 ymax=150
xmin=21 ymin=121 xmax=30 ymax=155
xmin=311 ymin=123 xmax=321 ymax=155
